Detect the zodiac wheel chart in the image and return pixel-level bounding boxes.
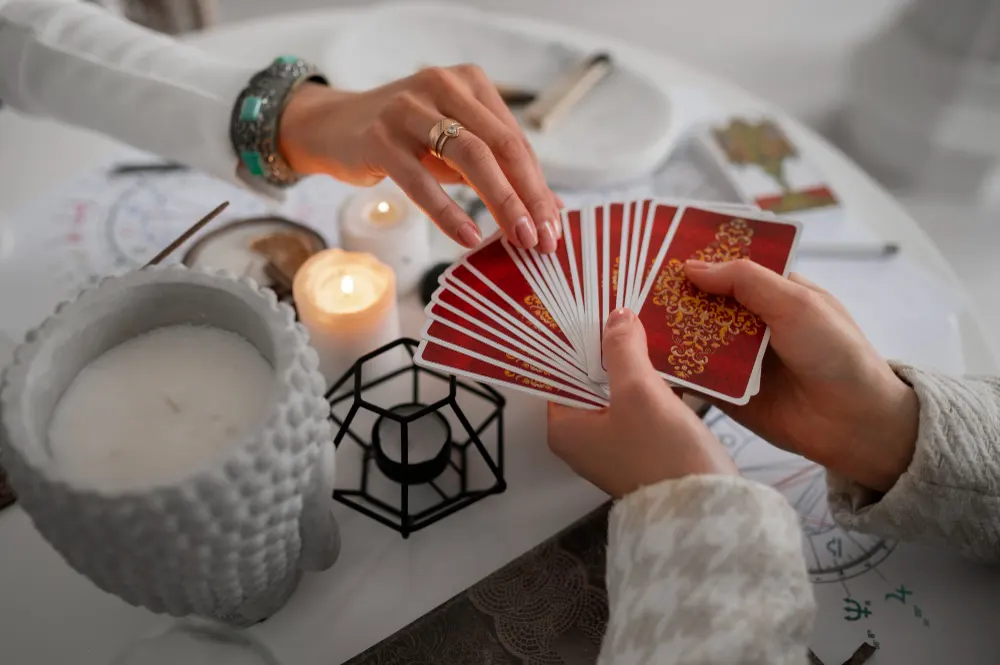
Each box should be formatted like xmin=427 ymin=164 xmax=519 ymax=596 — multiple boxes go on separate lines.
xmin=705 ymin=409 xmax=896 ymax=585
xmin=31 ymin=170 xmax=352 ymax=297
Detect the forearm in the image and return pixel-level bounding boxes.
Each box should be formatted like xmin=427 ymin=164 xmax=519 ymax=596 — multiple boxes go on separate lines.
xmin=600 ymin=475 xmax=814 ymax=665
xmin=0 ymin=0 xmax=255 ymax=188
xmin=828 ymin=363 xmax=1000 ymax=563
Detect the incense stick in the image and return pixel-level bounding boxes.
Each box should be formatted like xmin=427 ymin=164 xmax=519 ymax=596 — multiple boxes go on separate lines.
xmin=523 ymin=52 xmax=613 ymax=132
xmin=144 ymin=201 xmax=229 ymax=268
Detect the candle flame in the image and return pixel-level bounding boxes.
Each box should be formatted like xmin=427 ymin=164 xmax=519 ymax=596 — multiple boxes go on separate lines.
xmin=376 ymin=201 xmax=390 ymax=214
xmin=340 ymin=274 xmax=355 ymax=295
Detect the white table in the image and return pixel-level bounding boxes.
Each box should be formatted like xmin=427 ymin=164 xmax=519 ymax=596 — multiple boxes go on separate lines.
xmin=1 ymin=7 xmax=997 ymax=665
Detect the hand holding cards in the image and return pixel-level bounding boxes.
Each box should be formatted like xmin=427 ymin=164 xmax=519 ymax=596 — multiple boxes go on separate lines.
xmin=415 ymin=198 xmax=802 ymax=408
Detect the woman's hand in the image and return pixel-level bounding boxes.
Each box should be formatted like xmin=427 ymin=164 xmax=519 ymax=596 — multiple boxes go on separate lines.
xmin=684 ymin=259 xmax=920 ymax=493
xmin=547 ymin=308 xmax=737 ymax=498
xmin=278 ymin=66 xmax=562 ymax=253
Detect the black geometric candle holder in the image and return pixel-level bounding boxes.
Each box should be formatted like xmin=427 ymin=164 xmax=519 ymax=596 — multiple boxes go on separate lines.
xmin=326 ymin=338 xmax=506 ymax=538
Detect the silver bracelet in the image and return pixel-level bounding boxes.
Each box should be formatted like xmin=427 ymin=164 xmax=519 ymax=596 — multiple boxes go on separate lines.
xmin=229 ymin=56 xmax=327 ymax=188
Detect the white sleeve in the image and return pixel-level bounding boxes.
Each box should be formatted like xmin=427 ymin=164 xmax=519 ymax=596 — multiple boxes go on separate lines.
xmin=0 ymin=0 xmax=260 ymax=190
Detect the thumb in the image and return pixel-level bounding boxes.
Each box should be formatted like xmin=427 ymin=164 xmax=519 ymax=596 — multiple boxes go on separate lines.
xmin=683 ymin=258 xmax=804 ymax=325
xmin=602 ymin=308 xmax=658 ymax=398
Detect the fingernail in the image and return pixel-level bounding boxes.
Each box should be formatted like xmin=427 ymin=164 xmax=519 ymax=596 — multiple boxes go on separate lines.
xmin=514 ymin=216 xmax=537 ymax=249
xmin=537 ymin=220 xmax=557 ymax=253
xmin=456 ymin=223 xmax=483 ymax=249
xmin=685 ymin=259 xmax=714 ymax=270
xmin=550 ymin=218 xmax=563 ymax=239
xmin=605 ymin=307 xmax=635 ymax=332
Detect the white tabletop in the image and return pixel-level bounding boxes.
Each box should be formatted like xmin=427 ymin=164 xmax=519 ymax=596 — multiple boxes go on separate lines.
xmin=1 ymin=6 xmax=997 ymax=665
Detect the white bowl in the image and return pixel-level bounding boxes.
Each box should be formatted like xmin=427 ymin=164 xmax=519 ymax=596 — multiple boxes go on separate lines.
xmin=321 ymin=2 xmax=675 ymax=189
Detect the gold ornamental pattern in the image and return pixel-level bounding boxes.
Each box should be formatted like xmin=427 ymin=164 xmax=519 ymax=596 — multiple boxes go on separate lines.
xmin=524 ymin=294 xmax=560 ymax=331
xmin=652 ymin=219 xmax=762 ymax=380
xmin=503 ymin=353 xmax=554 ymax=391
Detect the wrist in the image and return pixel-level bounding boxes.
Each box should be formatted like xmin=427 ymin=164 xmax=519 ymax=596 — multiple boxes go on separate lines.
xmin=834 ymin=370 xmax=920 ymax=493
xmin=278 ymin=83 xmax=352 ymax=175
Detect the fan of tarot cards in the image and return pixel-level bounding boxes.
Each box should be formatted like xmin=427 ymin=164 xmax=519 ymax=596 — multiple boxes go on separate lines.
xmin=414 ymin=197 xmax=802 ymax=408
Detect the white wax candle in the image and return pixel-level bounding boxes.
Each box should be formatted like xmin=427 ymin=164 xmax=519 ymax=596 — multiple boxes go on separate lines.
xmin=339 ymin=184 xmax=431 ymax=294
xmin=48 ymin=325 xmax=273 ymax=490
xmin=293 ymin=249 xmax=400 ymax=387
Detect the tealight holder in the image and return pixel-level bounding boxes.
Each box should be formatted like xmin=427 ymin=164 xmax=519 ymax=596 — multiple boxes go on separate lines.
xmin=339 ymin=183 xmax=433 ymax=295
xmin=0 ymin=266 xmax=341 ymax=627
xmin=327 ymin=338 xmax=506 ymax=538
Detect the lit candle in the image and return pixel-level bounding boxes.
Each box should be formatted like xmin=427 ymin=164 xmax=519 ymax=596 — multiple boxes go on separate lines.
xmin=340 ymin=184 xmax=432 ymax=295
xmin=47 ymin=325 xmax=273 ymax=490
xmin=365 ymin=199 xmax=406 ymax=226
xmin=293 ymin=249 xmax=401 ymax=387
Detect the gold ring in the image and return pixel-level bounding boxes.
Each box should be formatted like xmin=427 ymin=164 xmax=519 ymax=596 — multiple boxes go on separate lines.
xmin=428 ymin=118 xmax=463 ymax=159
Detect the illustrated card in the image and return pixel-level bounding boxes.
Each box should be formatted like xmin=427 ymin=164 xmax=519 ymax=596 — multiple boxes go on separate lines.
xmin=699 ymin=116 xmax=839 ymax=214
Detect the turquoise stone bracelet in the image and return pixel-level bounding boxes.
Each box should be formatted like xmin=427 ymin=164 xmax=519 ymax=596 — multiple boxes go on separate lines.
xmin=229 ymin=56 xmax=328 ymax=188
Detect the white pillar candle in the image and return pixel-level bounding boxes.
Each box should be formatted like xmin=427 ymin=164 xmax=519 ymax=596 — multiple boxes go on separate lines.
xmin=47 ymin=325 xmax=273 ymax=491
xmin=293 ymin=249 xmax=401 ymax=388
xmin=339 ymin=184 xmax=432 ymax=295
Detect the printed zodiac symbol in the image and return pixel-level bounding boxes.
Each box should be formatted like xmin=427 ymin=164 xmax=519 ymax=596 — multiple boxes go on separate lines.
xmin=885 ymin=585 xmax=912 ymax=604
xmin=843 ymin=598 xmax=872 ymax=622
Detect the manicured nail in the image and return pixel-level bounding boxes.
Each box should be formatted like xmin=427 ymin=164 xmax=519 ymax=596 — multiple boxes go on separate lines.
xmin=605 ymin=307 xmax=635 ymax=332
xmin=456 ymin=223 xmax=483 ymax=249
xmin=685 ymin=259 xmax=714 ymax=270
xmin=537 ymin=220 xmax=557 ymax=253
xmin=550 ymin=217 xmax=563 ymax=239
xmin=514 ymin=216 xmax=537 ymax=249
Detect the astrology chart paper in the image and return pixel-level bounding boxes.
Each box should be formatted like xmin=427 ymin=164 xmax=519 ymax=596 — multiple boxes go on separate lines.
xmin=0 ymin=124 xmax=994 ymax=662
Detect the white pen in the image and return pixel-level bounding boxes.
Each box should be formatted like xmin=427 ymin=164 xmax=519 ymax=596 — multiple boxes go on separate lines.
xmin=797 ymin=243 xmax=900 ymax=260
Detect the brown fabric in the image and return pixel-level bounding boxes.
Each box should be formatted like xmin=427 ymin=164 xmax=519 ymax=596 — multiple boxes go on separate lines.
xmin=342 ymin=504 xmax=612 ymax=665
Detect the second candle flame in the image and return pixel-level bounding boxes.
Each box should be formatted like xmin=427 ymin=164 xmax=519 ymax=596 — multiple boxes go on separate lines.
xmin=340 ymin=275 xmax=355 ymax=295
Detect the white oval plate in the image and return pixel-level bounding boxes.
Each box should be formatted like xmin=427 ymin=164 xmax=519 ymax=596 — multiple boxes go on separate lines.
xmin=321 ymin=2 xmax=675 ymax=189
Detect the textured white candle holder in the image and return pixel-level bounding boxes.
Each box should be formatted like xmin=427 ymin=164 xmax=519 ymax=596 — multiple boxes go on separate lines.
xmin=0 ymin=266 xmax=340 ymax=627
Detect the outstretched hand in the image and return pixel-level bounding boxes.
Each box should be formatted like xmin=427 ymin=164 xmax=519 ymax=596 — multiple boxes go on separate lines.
xmin=279 ymin=66 xmax=562 ymax=253
xmin=547 ymin=308 xmax=737 ymax=498
xmin=684 ymin=258 xmax=919 ymax=493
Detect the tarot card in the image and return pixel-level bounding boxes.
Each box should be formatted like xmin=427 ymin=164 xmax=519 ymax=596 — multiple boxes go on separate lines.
xmin=558 ymin=207 xmax=587 ymax=333
xmin=698 ymin=116 xmax=838 ymax=214
xmin=504 ymin=240 xmax=584 ymax=353
xmin=635 ymin=206 xmax=801 ymax=404
xmin=630 ymin=202 xmax=684 ymax=312
xmin=581 ymin=204 xmax=605 ymax=382
xmin=425 ymin=298 xmax=594 ymax=388
xmin=439 ymin=268 xmax=584 ymax=374
xmin=623 ymin=199 xmax=652 ymax=311
xmin=456 ymin=240 xmax=586 ymax=366
xmin=414 ymin=338 xmax=607 ymax=410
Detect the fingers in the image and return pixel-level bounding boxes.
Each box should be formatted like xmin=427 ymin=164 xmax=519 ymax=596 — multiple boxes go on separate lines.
xmin=377 ymin=142 xmax=483 ymax=248
xmin=453 ymin=65 xmax=562 ymax=243
xmin=684 ymin=259 xmax=815 ymax=326
xmin=441 ymin=65 xmax=561 ymax=246
xmin=415 ymin=66 xmax=557 ymax=253
xmin=601 ymin=308 xmax=668 ymax=403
